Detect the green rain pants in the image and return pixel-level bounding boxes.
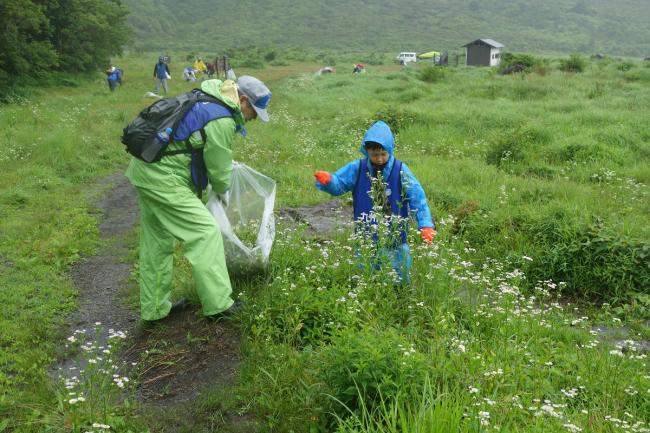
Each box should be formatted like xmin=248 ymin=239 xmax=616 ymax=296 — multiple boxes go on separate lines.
xmin=135 ymin=186 xmax=234 ymax=320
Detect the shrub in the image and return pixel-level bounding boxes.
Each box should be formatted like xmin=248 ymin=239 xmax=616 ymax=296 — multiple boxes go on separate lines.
xmin=499 ymin=52 xmax=539 ymax=72
xmin=617 ymin=61 xmax=634 ymax=72
xmin=264 ymin=50 xmax=277 ymax=62
xmin=556 ymin=142 xmax=605 ymax=163
xmin=316 ymin=328 xmax=428 ymax=425
xmin=418 ymin=66 xmax=445 ymax=83
xmin=559 ymin=54 xmax=586 ymax=73
xmin=486 ymin=124 xmax=550 ymax=168
xmin=524 ymin=218 xmax=650 ymax=303
xmin=532 ymin=61 xmax=552 ymax=76
xmin=623 ymin=69 xmax=650 ymax=83
xmin=587 ymin=81 xmax=606 ymax=99
xmin=372 ymin=106 xmax=422 ymax=133
xmin=451 ymin=200 xmax=479 ymax=235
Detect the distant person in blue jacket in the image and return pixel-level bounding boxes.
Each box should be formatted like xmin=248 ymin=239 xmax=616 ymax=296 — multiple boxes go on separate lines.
xmin=313 ymin=120 xmax=436 ymax=284
xmin=105 ymin=66 xmax=122 ymax=92
xmin=153 ymin=56 xmax=171 ymax=95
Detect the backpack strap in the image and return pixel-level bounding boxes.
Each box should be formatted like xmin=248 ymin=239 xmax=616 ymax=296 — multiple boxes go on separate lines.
xmin=181 ymin=129 xmax=206 ymax=154
xmin=188 ymin=128 xmax=209 ymax=198
xmin=157 ymin=91 xmax=234 ymax=198
xmin=161 ymin=129 xmax=206 ymax=156
xmin=161 ymin=96 xmax=233 ymax=157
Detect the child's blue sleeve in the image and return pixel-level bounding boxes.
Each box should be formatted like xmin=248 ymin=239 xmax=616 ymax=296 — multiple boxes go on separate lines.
xmin=315 ymin=160 xmax=360 ymax=196
xmin=401 ymin=163 xmax=435 ymax=229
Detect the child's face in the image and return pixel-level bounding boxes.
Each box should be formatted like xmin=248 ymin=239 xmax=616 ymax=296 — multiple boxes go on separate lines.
xmin=367 ymin=148 xmax=389 ymax=166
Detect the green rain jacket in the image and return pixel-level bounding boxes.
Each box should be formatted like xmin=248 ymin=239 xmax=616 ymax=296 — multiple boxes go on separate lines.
xmin=126 ymin=79 xmax=245 ymax=193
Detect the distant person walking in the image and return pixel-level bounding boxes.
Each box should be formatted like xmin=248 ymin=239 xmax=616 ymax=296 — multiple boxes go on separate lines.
xmin=153 ymin=56 xmax=171 ymax=96
xmin=105 ymin=66 xmax=122 ymax=92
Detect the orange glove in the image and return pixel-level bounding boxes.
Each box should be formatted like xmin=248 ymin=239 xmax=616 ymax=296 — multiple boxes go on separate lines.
xmin=314 ymin=171 xmax=332 ymax=186
xmin=420 ymin=227 xmax=437 ymax=244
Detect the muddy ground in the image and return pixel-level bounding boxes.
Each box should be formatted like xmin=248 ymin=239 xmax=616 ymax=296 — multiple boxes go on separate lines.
xmin=59 ymin=173 xmax=349 ymax=430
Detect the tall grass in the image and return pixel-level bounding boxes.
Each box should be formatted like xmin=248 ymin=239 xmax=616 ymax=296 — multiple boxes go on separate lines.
xmin=333 ymin=380 xmax=470 ymax=433
xmin=1 ymin=53 xmax=648 ymax=432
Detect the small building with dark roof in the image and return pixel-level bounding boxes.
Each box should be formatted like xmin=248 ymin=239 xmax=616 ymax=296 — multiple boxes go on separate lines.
xmin=463 ymin=38 xmax=504 ymax=66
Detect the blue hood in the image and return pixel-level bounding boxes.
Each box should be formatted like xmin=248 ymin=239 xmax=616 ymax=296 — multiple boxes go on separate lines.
xmin=359 ymin=121 xmax=395 ymax=157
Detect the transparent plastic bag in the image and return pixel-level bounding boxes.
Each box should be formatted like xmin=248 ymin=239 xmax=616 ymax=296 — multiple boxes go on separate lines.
xmin=206 ymin=162 xmax=276 ymax=273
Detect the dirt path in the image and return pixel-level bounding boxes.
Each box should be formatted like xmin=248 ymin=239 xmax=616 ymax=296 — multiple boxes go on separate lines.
xmin=60 ymin=174 xmax=244 ymax=411
xmin=68 ymin=173 xmax=139 ymax=339
xmin=55 ymin=173 xmax=351 ymax=431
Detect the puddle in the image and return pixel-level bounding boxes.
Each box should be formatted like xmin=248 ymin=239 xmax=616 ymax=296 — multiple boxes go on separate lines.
xmin=591 ymin=322 xmax=650 ymax=353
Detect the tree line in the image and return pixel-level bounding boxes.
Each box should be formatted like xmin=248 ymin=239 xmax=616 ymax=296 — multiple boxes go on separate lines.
xmin=0 ymin=0 xmax=130 ymax=94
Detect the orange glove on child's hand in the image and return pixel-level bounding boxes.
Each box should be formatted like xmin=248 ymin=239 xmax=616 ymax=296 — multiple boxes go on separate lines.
xmin=314 ymin=171 xmax=332 ymax=186
xmin=420 ymin=227 xmax=437 ymax=244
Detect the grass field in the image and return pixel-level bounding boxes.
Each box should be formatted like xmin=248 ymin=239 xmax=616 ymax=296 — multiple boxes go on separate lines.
xmin=0 ymin=52 xmax=648 ymax=432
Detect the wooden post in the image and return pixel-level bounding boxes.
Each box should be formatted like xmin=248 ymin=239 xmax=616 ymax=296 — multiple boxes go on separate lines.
xmin=214 ymin=57 xmax=219 ymax=78
xmin=213 ymin=56 xmax=231 ymax=79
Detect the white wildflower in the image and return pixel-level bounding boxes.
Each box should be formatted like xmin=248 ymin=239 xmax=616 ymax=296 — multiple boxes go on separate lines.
xmin=563 ymin=423 xmax=582 ymax=432
xmin=478 ymin=411 xmax=490 ymax=426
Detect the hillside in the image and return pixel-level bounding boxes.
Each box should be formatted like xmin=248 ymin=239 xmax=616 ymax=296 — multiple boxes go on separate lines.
xmin=123 ymin=0 xmax=650 ymax=56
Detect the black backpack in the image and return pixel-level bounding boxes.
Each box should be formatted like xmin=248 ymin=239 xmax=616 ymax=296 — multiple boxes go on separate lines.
xmin=121 ymin=89 xmax=230 ymax=163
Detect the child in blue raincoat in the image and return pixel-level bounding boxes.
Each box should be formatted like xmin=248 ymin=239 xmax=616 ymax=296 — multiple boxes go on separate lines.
xmin=313 ymin=120 xmax=436 ymax=284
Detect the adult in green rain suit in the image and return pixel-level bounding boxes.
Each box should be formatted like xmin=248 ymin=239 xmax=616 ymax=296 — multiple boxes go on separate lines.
xmin=126 ymin=76 xmax=272 ymax=321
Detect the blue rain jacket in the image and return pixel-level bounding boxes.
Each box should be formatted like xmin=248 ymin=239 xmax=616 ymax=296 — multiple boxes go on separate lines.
xmin=107 ymin=70 xmax=121 ymax=82
xmin=316 ymin=121 xmax=434 ymax=230
xmin=353 ymin=156 xmax=409 ymax=244
xmin=315 ymin=121 xmax=435 ymax=283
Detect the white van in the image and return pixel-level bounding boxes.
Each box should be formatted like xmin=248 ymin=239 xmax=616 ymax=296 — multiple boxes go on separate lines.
xmin=396 ymin=52 xmax=417 ymax=64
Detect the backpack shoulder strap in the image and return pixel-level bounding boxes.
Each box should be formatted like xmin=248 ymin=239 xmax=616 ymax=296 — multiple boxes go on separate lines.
xmin=162 ymin=91 xmax=234 ymax=156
